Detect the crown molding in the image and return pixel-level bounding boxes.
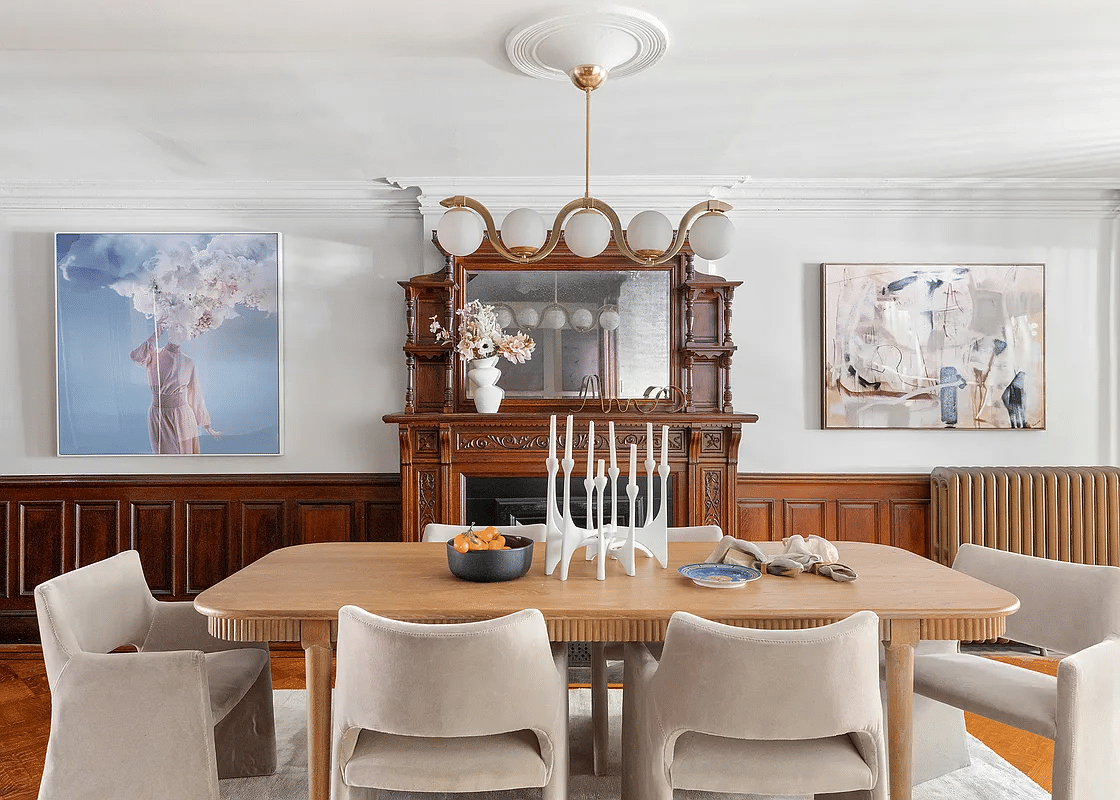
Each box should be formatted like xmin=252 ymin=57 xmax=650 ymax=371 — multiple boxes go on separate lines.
xmin=1 ymin=177 xmax=1116 ymax=218
xmin=0 ymin=180 xmax=419 ymax=216
xmin=719 ymin=179 xmax=1120 ymax=217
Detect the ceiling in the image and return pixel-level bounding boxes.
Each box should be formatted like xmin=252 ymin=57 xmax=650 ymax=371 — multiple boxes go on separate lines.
xmin=3 ymin=0 xmax=1120 ymax=186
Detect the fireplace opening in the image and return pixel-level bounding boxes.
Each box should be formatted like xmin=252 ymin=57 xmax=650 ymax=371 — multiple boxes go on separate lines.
xmin=464 ymin=475 xmax=672 ymax=529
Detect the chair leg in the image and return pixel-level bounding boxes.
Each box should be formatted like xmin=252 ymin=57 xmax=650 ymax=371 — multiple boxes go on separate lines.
xmin=591 ymin=641 xmax=609 ymax=776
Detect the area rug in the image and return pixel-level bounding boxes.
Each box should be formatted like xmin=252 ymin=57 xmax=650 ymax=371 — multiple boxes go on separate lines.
xmin=221 ymin=689 xmax=1048 ymax=800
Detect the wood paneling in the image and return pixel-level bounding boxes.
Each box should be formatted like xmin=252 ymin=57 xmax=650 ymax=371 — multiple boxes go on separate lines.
xmin=18 ymin=503 xmax=64 ymax=597
xmin=73 ymin=501 xmax=119 ymax=569
xmin=737 ymin=473 xmax=931 ymax=556
xmin=0 ymin=471 xmax=927 ymax=643
xmin=0 ymin=474 xmax=401 ymax=643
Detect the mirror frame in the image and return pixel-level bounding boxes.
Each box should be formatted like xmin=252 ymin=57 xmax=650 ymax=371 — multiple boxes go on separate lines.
xmin=397 ymin=236 xmax=743 ymax=415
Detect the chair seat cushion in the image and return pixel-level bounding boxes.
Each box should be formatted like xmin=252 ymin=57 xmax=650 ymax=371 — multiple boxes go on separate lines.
xmin=913 ymin=652 xmax=1057 ymax=739
xmin=342 ymin=728 xmax=548 ymax=792
xmin=670 ymin=731 xmax=875 ymax=795
xmin=203 ymin=648 xmax=269 ymax=724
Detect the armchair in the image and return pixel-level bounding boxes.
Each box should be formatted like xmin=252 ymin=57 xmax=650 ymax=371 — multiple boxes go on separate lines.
xmin=34 ymin=550 xmax=275 ymax=800
xmin=912 ymin=543 xmax=1120 ymax=800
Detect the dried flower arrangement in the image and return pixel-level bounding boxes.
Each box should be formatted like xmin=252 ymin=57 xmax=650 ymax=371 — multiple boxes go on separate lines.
xmin=430 ymin=300 xmax=535 ymax=363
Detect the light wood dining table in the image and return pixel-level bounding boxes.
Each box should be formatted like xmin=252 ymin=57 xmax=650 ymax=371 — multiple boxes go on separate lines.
xmin=194 ymin=539 xmax=1018 ymax=800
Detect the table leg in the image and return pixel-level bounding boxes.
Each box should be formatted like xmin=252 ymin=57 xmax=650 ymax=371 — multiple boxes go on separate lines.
xmin=884 ymin=619 xmax=919 ymax=800
xmin=302 ymin=620 xmax=333 ymax=800
xmin=591 ymin=642 xmax=608 ymax=776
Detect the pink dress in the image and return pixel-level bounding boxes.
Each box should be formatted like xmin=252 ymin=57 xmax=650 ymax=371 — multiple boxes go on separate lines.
xmin=130 ymin=337 xmax=212 ymax=454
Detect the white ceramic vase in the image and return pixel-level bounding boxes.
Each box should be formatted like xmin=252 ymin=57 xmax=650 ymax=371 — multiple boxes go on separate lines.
xmin=468 ymin=356 xmax=504 ymax=413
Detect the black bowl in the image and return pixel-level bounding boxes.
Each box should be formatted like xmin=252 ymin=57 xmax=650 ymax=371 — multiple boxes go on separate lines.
xmin=446 ymin=534 xmax=535 ymax=582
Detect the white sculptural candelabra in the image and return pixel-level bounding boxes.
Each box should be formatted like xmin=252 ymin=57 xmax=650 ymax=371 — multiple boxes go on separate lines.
xmin=544 ymin=414 xmax=670 ymax=581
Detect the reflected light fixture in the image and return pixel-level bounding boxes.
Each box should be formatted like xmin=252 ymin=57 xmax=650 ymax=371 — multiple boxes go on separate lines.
xmin=436 ymin=8 xmax=734 ymax=266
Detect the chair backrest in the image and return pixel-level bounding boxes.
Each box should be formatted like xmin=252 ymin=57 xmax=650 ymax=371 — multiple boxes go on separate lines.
xmin=667 ymin=525 xmax=723 ymax=542
xmin=421 ymin=522 xmax=549 ymax=543
xmin=952 ymin=543 xmax=1120 ymax=656
xmin=34 ymin=550 xmax=156 ymax=687
xmin=333 ymin=605 xmax=562 ymax=740
xmin=651 ymin=610 xmax=882 ymax=744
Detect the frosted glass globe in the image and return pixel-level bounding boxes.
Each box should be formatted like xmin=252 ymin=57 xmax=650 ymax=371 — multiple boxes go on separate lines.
xmin=688 ymin=211 xmax=735 ymax=261
xmin=598 ymin=307 xmax=621 ymax=331
xmin=564 ymin=209 xmax=611 ymax=258
xmin=625 ymin=210 xmax=673 ymax=256
xmin=500 ymin=208 xmax=546 ymax=254
xmin=516 ymin=306 xmax=540 ymax=329
xmin=539 ymin=304 xmax=568 ymax=330
xmin=570 ymin=307 xmax=594 ymax=330
xmin=493 ymin=305 xmax=514 ymax=329
xmin=436 ymin=207 xmax=484 ymax=256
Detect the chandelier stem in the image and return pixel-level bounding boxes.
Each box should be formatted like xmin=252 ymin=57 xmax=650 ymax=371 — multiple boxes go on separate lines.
xmin=584 ymin=87 xmax=591 ymax=200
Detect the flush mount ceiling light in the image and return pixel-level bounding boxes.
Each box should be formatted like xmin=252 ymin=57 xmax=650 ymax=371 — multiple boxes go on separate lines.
xmin=436 ymin=7 xmax=734 ymax=265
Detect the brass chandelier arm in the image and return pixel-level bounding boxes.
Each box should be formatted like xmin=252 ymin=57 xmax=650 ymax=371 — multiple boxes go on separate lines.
xmin=440 ymin=195 xmax=733 ymax=265
xmin=598 ymin=198 xmax=735 ymax=266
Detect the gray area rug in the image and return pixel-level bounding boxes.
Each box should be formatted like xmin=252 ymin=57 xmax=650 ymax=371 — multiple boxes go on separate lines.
xmin=221 ymin=689 xmax=1048 ymax=800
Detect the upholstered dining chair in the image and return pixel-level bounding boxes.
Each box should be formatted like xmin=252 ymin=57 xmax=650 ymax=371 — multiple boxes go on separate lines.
xmin=331 ymin=604 xmax=569 ymax=800
xmin=34 ymin=549 xmax=275 ymax=800
xmin=911 ymin=543 xmax=1120 ymax=800
xmin=622 ymin=609 xmax=887 ymax=800
xmin=421 ymin=522 xmax=548 ymax=542
xmin=589 ymin=523 xmax=723 ymax=775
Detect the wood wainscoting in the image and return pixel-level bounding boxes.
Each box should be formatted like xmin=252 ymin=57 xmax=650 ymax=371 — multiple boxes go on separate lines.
xmin=0 ymin=473 xmax=401 ymax=644
xmin=737 ymin=473 xmax=931 ymax=557
xmin=0 ymin=471 xmax=928 ymax=643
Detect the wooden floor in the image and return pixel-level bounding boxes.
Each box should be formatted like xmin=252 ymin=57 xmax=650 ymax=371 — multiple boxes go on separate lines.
xmin=0 ymin=647 xmax=1057 ymax=799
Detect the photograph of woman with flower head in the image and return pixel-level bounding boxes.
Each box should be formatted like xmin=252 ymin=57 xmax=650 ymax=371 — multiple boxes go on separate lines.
xmin=55 ymin=233 xmax=281 ymax=456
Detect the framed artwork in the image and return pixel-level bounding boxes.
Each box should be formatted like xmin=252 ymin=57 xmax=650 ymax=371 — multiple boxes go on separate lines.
xmin=55 ymin=233 xmax=282 ymax=455
xmin=821 ymin=263 xmax=1044 ymax=430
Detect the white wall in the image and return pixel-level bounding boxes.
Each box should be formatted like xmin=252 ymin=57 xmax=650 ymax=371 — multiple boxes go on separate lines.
xmin=723 ymin=210 xmax=1120 ymax=471
xmin=0 ymin=192 xmax=420 ymax=474
xmin=1 ymin=183 xmax=1116 ymax=475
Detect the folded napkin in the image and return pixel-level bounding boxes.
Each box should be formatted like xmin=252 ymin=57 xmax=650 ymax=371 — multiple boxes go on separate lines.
xmin=704 ymin=534 xmax=857 ymax=581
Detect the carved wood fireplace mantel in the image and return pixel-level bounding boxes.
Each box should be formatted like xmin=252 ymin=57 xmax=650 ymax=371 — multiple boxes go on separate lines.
xmin=383 ymin=411 xmax=756 ymax=541
xmin=384 ymin=239 xmax=757 ymax=541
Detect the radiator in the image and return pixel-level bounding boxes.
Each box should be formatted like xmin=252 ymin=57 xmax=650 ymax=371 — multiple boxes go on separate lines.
xmin=930 ymin=467 xmax=1120 ymax=567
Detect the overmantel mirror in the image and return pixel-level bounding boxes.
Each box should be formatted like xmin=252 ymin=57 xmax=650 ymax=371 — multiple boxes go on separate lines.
xmin=397 ymin=237 xmax=742 ymax=415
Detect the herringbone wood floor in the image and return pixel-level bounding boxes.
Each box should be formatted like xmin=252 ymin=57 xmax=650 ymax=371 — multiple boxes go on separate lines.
xmin=0 ymin=648 xmax=1057 ymax=800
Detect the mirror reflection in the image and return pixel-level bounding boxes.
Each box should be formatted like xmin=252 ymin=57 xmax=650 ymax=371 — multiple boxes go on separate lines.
xmin=464 ymin=269 xmax=671 ymax=399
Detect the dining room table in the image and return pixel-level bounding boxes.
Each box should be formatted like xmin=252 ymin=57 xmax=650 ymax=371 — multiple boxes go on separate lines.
xmin=193 ymin=538 xmax=1019 ymax=800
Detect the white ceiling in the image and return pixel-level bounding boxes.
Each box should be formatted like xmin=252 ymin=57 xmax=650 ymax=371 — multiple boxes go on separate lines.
xmin=3 ymin=0 xmax=1119 ymax=186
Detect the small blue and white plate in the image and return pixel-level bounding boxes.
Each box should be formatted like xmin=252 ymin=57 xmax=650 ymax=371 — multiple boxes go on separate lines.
xmin=678 ymin=563 xmax=762 ymax=589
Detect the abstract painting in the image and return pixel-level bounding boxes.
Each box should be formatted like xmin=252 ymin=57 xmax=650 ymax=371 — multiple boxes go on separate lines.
xmin=821 ymin=263 xmax=1044 ymax=430
xmin=55 ymin=233 xmax=282 ymax=455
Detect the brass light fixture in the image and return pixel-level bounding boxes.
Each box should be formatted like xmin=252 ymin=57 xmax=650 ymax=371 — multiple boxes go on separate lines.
xmin=435 ymin=8 xmax=735 ymax=266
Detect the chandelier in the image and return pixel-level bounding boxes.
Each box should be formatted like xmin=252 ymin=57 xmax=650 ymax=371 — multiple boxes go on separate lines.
xmin=435 ymin=9 xmax=735 ymax=267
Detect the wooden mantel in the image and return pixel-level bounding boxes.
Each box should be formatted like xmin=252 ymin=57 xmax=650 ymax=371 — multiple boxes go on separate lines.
xmin=383 ymin=411 xmax=757 ymax=541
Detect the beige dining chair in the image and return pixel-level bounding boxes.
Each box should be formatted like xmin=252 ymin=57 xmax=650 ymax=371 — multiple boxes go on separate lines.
xmin=331 ymin=604 xmax=569 ymax=800
xmin=589 ymin=523 xmax=723 ymax=774
xmin=34 ymin=550 xmax=275 ymax=800
xmin=912 ymin=543 xmax=1120 ymax=800
xmin=622 ymin=609 xmax=887 ymax=800
xmin=421 ymin=522 xmax=548 ymax=542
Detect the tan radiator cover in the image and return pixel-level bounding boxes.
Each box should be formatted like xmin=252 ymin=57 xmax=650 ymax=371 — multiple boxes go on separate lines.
xmin=930 ymin=467 xmax=1120 ymax=567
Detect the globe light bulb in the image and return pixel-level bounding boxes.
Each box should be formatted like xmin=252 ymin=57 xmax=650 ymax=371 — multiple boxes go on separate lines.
xmin=436 ymin=207 xmax=484 ymax=256
xmin=688 ymin=211 xmax=735 ymax=261
xmin=500 ymin=208 xmax=547 ymax=255
xmin=564 ymin=209 xmax=611 ymax=258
